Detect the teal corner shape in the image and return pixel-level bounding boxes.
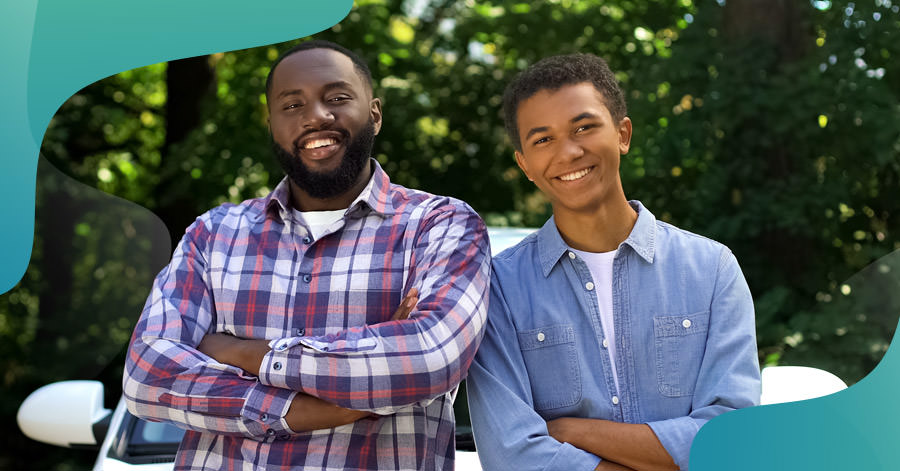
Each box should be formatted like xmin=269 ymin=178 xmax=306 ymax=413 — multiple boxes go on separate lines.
xmin=692 ymin=250 xmax=900 ymax=471
xmin=0 ymin=0 xmax=353 ymax=294
xmin=692 ymin=347 xmax=900 ymax=470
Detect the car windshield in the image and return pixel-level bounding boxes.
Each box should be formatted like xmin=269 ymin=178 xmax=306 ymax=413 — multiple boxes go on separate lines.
xmin=106 ymin=411 xmax=184 ymax=465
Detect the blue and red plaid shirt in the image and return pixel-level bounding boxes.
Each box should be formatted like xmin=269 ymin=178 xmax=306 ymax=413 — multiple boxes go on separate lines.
xmin=124 ymin=160 xmax=490 ymax=470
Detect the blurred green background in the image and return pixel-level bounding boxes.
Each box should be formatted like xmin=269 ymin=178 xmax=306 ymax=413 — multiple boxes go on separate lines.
xmin=3 ymin=0 xmax=900 ymax=468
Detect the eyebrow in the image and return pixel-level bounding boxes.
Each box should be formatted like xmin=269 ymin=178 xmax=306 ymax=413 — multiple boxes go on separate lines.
xmin=276 ymin=80 xmax=356 ymax=99
xmin=523 ymin=112 xmax=601 ymax=141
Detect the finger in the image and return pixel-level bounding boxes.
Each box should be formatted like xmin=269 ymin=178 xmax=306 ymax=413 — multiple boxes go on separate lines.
xmin=391 ymin=299 xmax=411 ymax=321
xmin=391 ymin=289 xmax=419 ymax=321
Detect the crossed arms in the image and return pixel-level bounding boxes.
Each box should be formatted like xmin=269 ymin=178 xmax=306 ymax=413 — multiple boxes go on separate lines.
xmin=123 ymin=202 xmax=490 ymax=440
xmin=467 ymin=249 xmax=760 ymax=470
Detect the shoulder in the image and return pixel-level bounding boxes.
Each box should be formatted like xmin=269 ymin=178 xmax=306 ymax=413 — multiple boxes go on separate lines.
xmin=187 ymin=196 xmax=268 ymax=240
xmin=388 ymin=182 xmax=480 ymax=218
xmin=652 ymin=220 xmax=739 ymax=276
xmin=491 ymin=231 xmax=541 ymax=280
xmin=655 ymin=220 xmax=730 ymax=256
xmin=387 ymin=183 xmax=486 ymax=242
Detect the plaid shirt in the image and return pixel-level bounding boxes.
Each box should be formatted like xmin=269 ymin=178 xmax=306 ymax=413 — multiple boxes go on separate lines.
xmin=124 ymin=161 xmax=490 ymax=470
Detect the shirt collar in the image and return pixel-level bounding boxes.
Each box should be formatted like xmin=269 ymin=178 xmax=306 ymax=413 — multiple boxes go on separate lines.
xmin=536 ymin=200 xmax=657 ymax=277
xmin=256 ymin=159 xmax=396 ymax=222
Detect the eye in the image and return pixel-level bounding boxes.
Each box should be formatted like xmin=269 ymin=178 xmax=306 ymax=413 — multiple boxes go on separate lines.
xmin=328 ymin=95 xmax=352 ymax=103
xmin=283 ymin=102 xmax=303 ymax=111
xmin=575 ymin=124 xmax=595 ymax=133
xmin=532 ymin=136 xmax=551 ymax=146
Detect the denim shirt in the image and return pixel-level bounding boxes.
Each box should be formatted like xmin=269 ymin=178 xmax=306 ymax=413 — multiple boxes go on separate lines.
xmin=468 ymin=201 xmax=760 ymax=470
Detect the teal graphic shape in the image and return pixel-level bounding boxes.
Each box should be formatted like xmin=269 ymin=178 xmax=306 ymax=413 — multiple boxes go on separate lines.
xmin=0 ymin=0 xmax=352 ymax=294
xmin=692 ymin=251 xmax=900 ymax=470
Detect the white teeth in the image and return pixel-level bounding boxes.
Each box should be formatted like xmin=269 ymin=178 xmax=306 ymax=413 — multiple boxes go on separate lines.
xmin=558 ymin=167 xmax=592 ymax=181
xmin=304 ymin=138 xmax=337 ymax=149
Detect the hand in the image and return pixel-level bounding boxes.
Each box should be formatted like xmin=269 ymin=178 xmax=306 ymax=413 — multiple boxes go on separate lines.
xmin=391 ymin=287 xmax=419 ymax=321
xmin=197 ymin=333 xmax=270 ymax=376
xmin=285 ymin=393 xmax=374 ymax=432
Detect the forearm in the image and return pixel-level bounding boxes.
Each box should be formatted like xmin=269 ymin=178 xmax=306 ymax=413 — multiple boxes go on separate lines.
xmin=284 ymin=393 xmax=374 ymax=432
xmin=596 ymin=461 xmax=638 ymax=471
xmin=549 ymin=418 xmax=677 ymax=471
xmin=124 ymin=335 xmax=295 ymax=440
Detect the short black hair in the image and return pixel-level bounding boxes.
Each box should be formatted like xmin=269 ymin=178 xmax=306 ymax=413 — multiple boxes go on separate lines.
xmin=265 ymin=39 xmax=374 ymax=98
xmin=502 ymin=53 xmax=627 ymax=152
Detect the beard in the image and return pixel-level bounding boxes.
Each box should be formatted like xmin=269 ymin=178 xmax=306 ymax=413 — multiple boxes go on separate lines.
xmin=273 ymin=119 xmax=376 ymax=200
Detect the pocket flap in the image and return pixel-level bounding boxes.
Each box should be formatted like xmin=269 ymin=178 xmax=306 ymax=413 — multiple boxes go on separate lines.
xmin=517 ymin=324 xmax=575 ymax=350
xmin=653 ymin=311 xmax=710 ymax=338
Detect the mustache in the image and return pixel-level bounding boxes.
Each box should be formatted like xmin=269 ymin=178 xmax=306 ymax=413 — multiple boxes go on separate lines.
xmin=291 ymin=128 xmax=351 ymax=154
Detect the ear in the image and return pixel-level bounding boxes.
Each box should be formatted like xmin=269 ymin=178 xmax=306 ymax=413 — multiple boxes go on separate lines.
xmin=370 ymin=97 xmax=383 ymax=135
xmin=618 ymin=117 xmax=633 ymax=155
xmin=514 ymin=150 xmax=534 ymax=182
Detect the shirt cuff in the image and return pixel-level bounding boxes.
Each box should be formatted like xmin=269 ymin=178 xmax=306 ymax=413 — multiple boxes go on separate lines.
xmin=259 ymin=337 xmax=303 ymax=389
xmin=647 ymin=416 xmax=702 ymax=470
xmin=241 ymin=380 xmax=298 ymax=441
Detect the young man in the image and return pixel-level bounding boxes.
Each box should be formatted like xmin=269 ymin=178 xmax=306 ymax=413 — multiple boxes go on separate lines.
xmin=123 ymin=40 xmax=490 ymax=470
xmin=467 ymin=54 xmax=760 ymax=470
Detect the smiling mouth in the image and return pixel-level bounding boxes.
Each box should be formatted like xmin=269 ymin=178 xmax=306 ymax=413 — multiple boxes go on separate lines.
xmin=557 ymin=167 xmax=594 ymax=182
xmin=303 ymin=138 xmax=338 ymax=149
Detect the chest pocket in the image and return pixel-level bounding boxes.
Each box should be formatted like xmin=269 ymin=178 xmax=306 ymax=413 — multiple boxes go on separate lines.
xmin=653 ymin=311 xmax=710 ymax=397
xmin=517 ymin=324 xmax=582 ymax=411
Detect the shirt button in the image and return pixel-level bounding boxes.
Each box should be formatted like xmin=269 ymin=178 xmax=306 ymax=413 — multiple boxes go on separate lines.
xmin=266 ymin=429 xmax=275 ymax=436
xmin=303 ymin=274 xmax=312 ymax=283
xmin=273 ymin=362 xmax=282 ymax=371
xmin=585 ymin=282 xmax=595 ymax=291
xmin=274 ymin=341 xmax=288 ymax=352
xmin=612 ymin=396 xmax=620 ymax=405
xmin=295 ymin=328 xmax=305 ymax=336
xmin=537 ymin=332 xmax=546 ymax=342
xmin=568 ymin=251 xmax=576 ymax=259
xmin=261 ymin=413 xmax=269 ymax=421
xmin=602 ymin=338 xmax=609 ymax=349
xmin=682 ymin=319 xmax=692 ymax=328
xmin=303 ymin=236 xmax=312 ymax=244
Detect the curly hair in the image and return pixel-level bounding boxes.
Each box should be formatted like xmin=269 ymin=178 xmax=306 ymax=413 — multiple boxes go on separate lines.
xmin=502 ymin=53 xmax=626 ymax=152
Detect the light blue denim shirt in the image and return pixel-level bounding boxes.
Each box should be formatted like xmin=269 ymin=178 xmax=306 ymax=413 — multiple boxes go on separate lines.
xmin=468 ymin=201 xmax=760 ymax=470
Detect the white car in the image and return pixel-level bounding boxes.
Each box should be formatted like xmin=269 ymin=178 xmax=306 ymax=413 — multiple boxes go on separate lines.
xmin=16 ymin=228 xmax=849 ymax=470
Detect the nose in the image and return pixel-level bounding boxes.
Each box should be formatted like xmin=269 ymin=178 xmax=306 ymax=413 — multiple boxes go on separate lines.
xmin=303 ymin=101 xmax=335 ymax=129
xmin=559 ymin=137 xmax=585 ymax=161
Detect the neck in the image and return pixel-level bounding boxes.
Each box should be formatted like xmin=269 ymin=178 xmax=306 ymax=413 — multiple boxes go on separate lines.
xmin=553 ymin=197 xmax=637 ymax=253
xmin=289 ymin=161 xmax=373 ymax=212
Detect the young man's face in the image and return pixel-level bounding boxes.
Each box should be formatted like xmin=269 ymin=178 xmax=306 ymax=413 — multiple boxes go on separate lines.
xmin=267 ymin=48 xmax=383 ymax=199
xmin=514 ymin=82 xmax=632 ymax=216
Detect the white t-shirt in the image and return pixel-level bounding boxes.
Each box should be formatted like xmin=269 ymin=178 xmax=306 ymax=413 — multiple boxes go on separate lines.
xmin=570 ymin=247 xmax=619 ymax=394
xmin=292 ymin=208 xmax=345 ymax=241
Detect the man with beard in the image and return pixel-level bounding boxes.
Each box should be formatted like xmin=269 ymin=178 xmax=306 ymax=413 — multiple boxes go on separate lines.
xmin=123 ymin=40 xmax=490 ymax=470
